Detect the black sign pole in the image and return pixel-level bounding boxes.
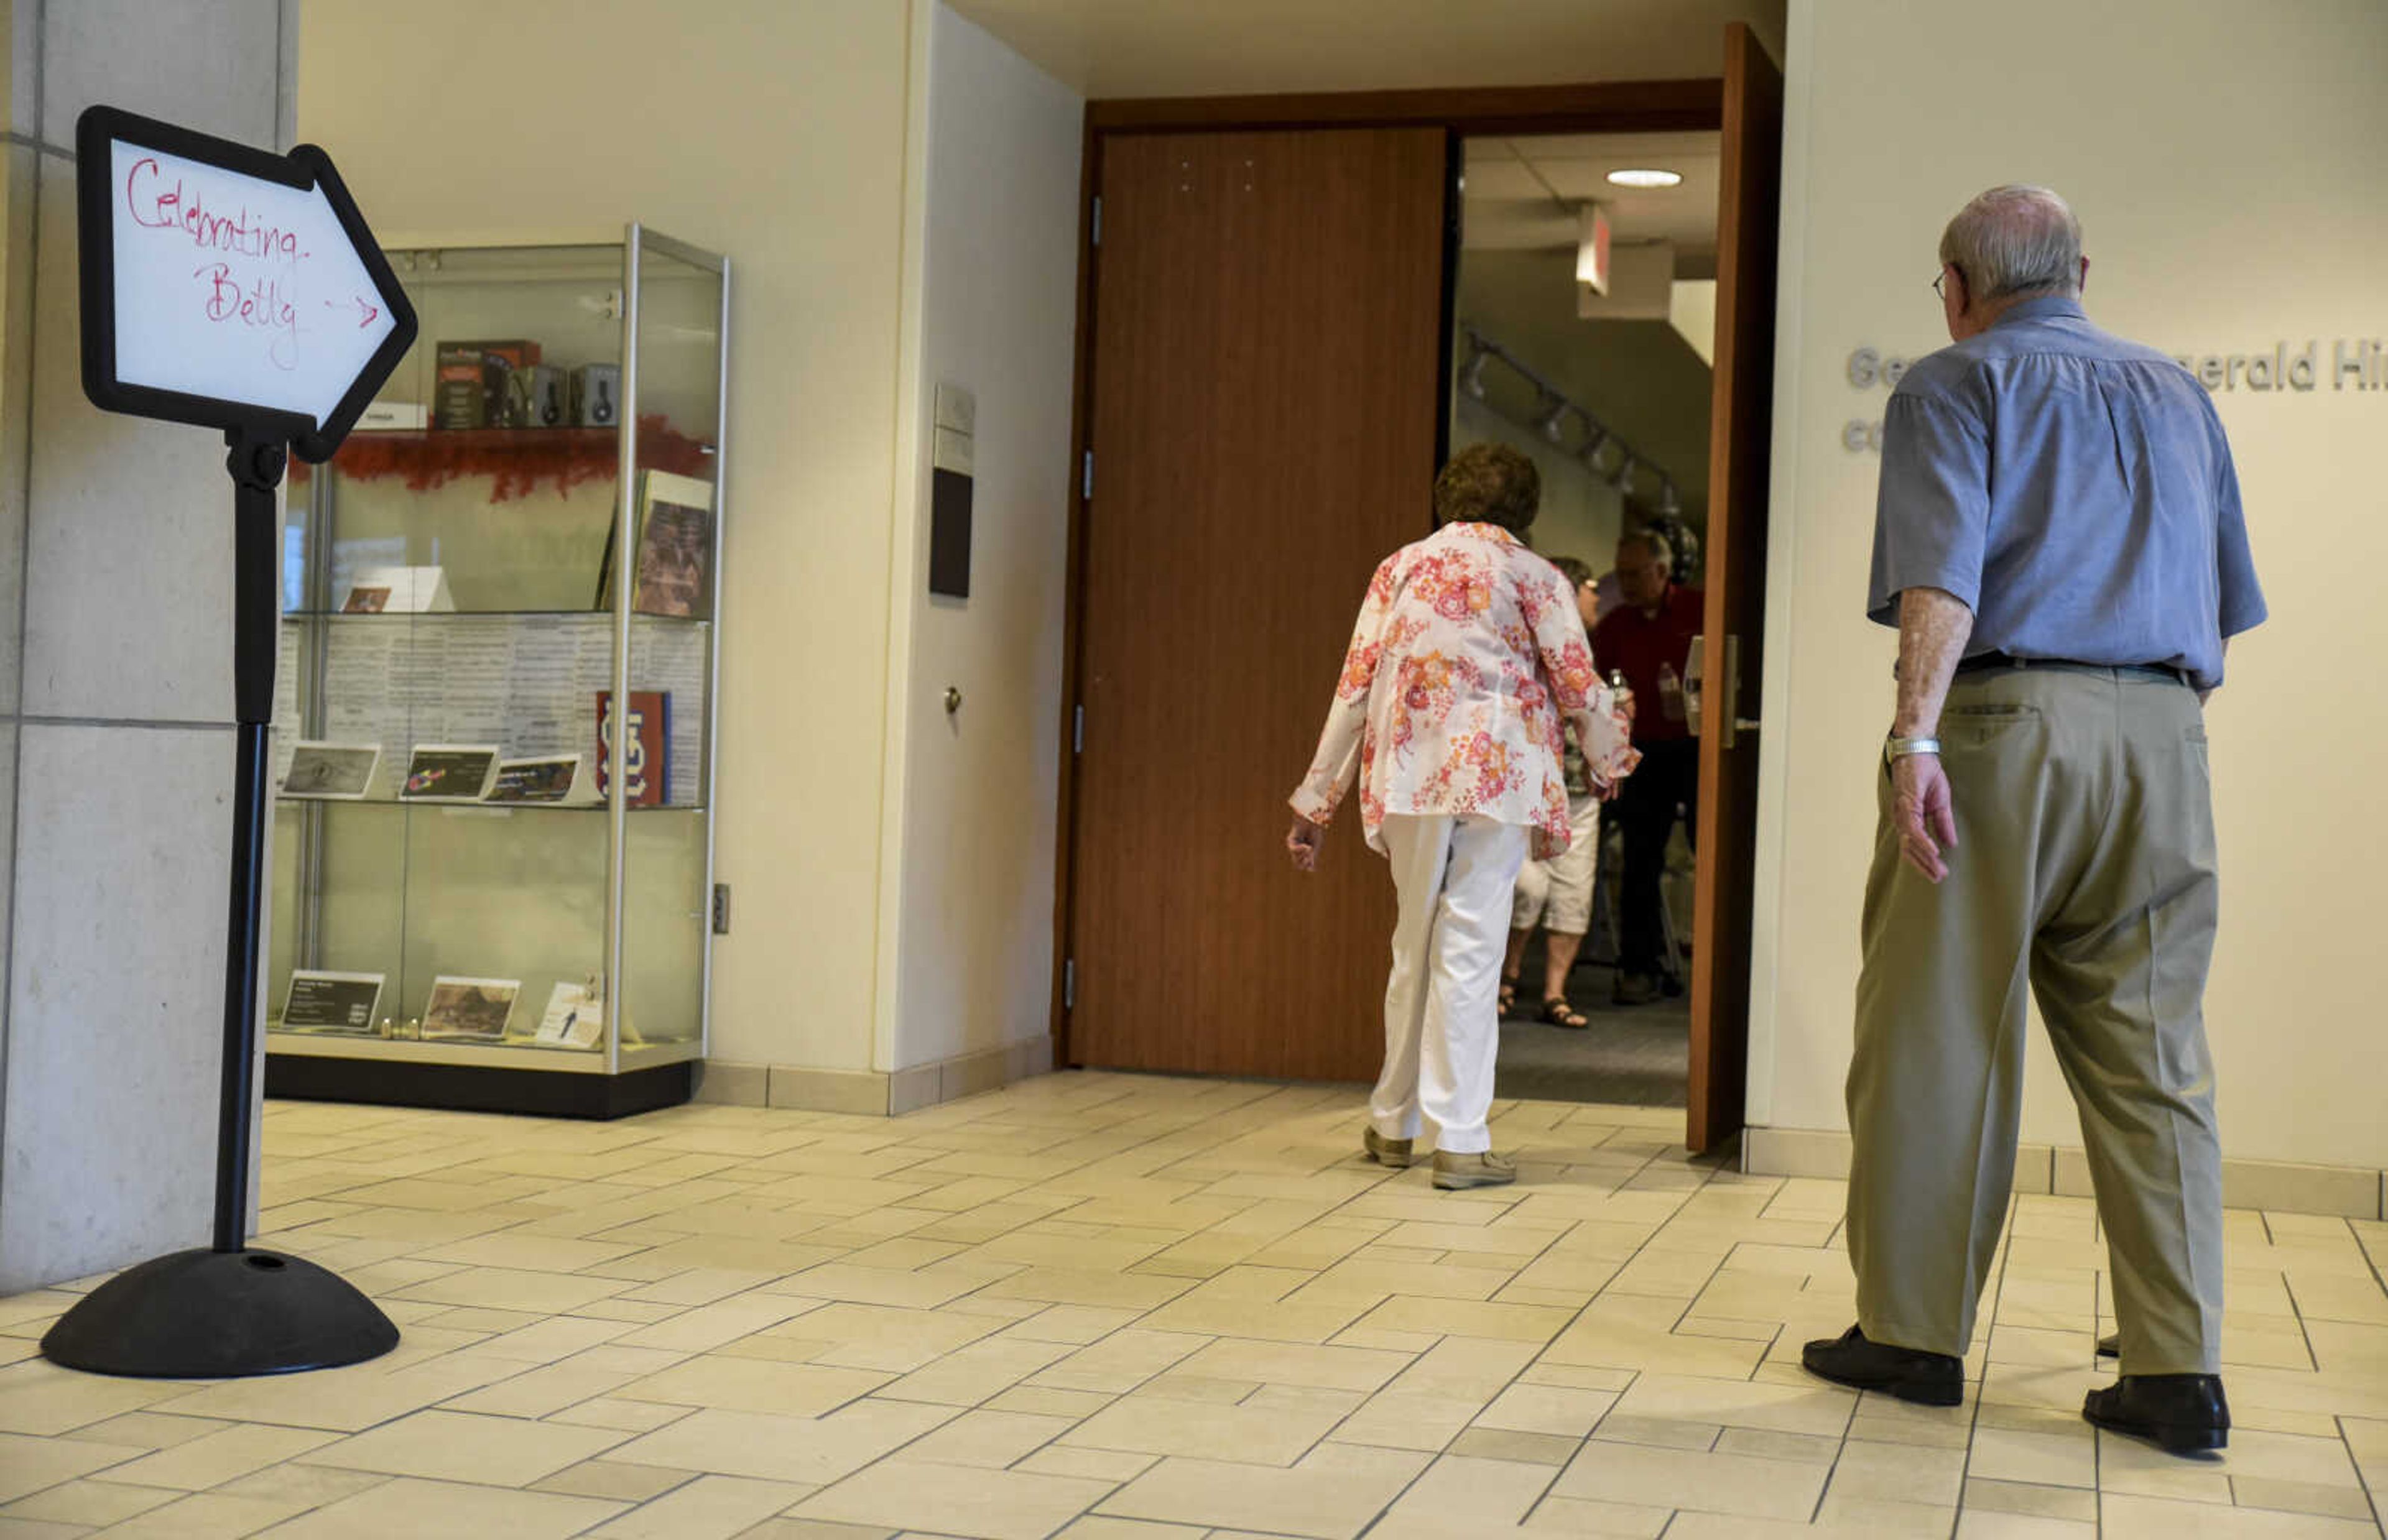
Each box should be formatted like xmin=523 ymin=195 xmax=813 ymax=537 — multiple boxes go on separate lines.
xmin=40 ymin=106 xmax=414 ymax=1379
xmin=216 ymin=430 xmax=286 ymax=1255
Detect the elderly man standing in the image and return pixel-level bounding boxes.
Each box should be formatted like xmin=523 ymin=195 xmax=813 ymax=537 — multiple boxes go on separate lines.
xmin=1800 ymin=187 xmax=2264 ymax=1457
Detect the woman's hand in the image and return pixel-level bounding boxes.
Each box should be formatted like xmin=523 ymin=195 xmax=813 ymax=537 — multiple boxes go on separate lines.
xmin=1286 ymin=816 xmax=1326 ymax=872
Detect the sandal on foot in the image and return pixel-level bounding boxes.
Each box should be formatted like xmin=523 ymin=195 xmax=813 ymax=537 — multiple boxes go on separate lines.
xmin=1540 ymin=997 xmax=1590 ymax=1030
xmin=1497 ymin=980 xmax=1519 ymax=1017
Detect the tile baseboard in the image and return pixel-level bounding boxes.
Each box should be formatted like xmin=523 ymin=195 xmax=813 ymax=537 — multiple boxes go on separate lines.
xmin=1744 ymin=1126 xmax=2388 ymax=1220
xmin=696 ymin=1036 xmax=1060 ymax=1117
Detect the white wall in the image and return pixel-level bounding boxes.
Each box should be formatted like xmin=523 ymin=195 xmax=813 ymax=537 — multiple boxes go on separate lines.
xmin=881 ymin=6 xmax=1081 ymax=1081
xmin=300 ymin=0 xmax=917 ymax=1075
xmin=1 ymin=0 xmax=297 ymax=1291
xmin=1749 ymin=0 xmax=2388 ymax=1171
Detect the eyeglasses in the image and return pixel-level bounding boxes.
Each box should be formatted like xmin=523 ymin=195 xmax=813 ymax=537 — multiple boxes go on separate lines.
xmin=1932 ymin=266 xmax=1959 ymax=302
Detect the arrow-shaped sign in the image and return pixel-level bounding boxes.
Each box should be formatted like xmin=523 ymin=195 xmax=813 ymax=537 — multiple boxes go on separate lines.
xmin=77 ymin=106 xmax=417 ymax=463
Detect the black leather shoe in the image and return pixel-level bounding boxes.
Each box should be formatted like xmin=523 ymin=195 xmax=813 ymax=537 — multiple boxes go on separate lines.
xmin=2083 ymin=1375 xmax=2229 ymax=1454
xmin=2096 ymin=1333 xmax=2119 ymax=1358
xmin=1801 ymin=1325 xmax=1963 ymax=1406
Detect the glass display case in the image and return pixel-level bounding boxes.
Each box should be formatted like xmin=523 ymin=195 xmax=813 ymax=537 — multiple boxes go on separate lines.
xmin=264 ymin=227 xmax=728 ymax=1117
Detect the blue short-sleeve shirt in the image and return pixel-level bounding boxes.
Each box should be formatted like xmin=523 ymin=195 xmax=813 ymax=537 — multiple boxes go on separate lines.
xmin=1867 ymin=296 xmax=2265 ymax=689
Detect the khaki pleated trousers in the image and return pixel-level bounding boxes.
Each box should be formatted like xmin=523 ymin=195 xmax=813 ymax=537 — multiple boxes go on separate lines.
xmin=1846 ymin=665 xmax=2225 ymax=1376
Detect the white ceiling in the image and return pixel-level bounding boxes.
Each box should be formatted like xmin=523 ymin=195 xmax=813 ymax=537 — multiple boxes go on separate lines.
xmin=946 ymin=0 xmax=1786 ymax=99
xmin=1463 ymin=131 xmax=1721 ymax=265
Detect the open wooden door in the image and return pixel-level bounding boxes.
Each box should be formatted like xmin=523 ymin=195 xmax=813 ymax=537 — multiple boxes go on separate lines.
xmin=1687 ymin=23 xmax=1784 ymax=1153
xmin=1065 ymin=128 xmax=1450 ymax=1079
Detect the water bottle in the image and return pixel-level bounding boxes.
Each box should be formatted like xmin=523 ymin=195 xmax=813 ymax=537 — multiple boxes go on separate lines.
xmin=1607 ymin=668 xmax=1634 ymax=723
xmin=1659 ymin=661 xmax=1687 ymax=723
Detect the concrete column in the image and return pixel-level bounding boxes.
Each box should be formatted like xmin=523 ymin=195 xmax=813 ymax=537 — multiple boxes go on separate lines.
xmin=1 ymin=0 xmax=297 ymax=1294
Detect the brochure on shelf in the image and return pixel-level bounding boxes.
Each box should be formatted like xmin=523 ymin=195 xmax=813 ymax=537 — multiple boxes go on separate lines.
xmin=341 ymin=565 xmax=454 ymax=614
xmin=400 ymin=744 xmax=501 ymax=801
xmin=280 ymin=741 xmax=381 ymax=799
xmin=279 ymin=971 xmax=386 ymax=1035
xmin=487 ymin=755 xmax=585 ymax=804
xmin=534 ymin=981 xmax=605 ymax=1049
xmin=420 ymin=976 xmax=522 ymax=1041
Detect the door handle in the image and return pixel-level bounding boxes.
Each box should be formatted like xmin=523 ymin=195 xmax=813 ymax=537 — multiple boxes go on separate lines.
xmin=1719 ymin=635 xmax=1756 ymax=750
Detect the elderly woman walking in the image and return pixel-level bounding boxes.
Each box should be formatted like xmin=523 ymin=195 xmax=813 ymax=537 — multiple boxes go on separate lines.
xmin=1286 ymin=443 xmax=1636 ymax=1189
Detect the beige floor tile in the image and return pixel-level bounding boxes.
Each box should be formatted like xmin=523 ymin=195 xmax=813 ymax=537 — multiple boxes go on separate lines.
xmin=1169 ymin=1339 xmax=1412 ymax=1393
xmin=1965 ymin=1477 xmax=2099 ymax=1521
xmin=1607 ymin=1372 xmax=1853 ymax=1437
xmin=0 ymin=1434 xmax=146 ymax=1503
xmin=208 ymin=1464 xmax=390 ymax=1510
xmin=544 ymin=1396 xmax=698 ymax=1434
xmin=529 ymin=1458 xmax=695 ymax=1502
xmin=78 ymin=1491 xmax=310 ymax=1538
xmin=1955 ymin=1513 xmax=2099 ymax=1539
xmin=795 ymin=1460 xmax=1114 ymax=1540
xmin=879 ymin=1340 xmax=1080 ymax=1407
xmin=1060 ymin=1389 xmax=1344 ymax=1467
xmin=1356 ymin=1296 xmax=1573 ymax=1344
xmin=2099 ymin=1491 xmax=2382 ymax=1537
xmin=1520 ymin=1494 xmax=1674 ymax=1536
xmin=1328 ymin=1390 xmax=1486 ymax=1452
xmin=766 ymin=1304 xmax=1009 ymax=1373
xmin=1547 ymin=1440 xmax=1828 ymax=1522
xmin=1964 ymin=1424 xmax=2097 ymax=1488
xmin=409 ymin=1233 xmax=648 ymax=1273
xmin=0 ymin=1480 xmax=177 ymax=1528
xmin=899 ymin=1409 xmax=1077 ymax=1468
xmin=605 ymin=1400 xmax=957 ymax=1485
xmin=143 ymin=1351 xmax=522 ymax=1433
xmin=1378 ymin=1450 xmax=1555 ymax=1528
xmin=1050 ymin=1518 xmax=1206 ymax=1539
xmin=583 ymin=1473 xmax=816 ymax=1538
xmin=256 ymin=1475 xmax=626 ymax=1539
xmin=1097 ymin=1446 xmax=1426 ymax=1539
xmin=101 ymin=1424 xmax=340 ymax=1491
xmin=2213 ymin=1429 xmax=2367 ymax=1487
xmin=1712 ymin=1427 xmax=1840 ymax=1464
xmin=1015 ymin=1446 xmax=1159 ymax=1482
xmin=2229 ymin=1477 xmax=2378 ymax=1521
xmin=56 ymin=1414 xmax=228 ymax=1452
xmin=0 ymin=1362 xmax=183 ymax=1437
xmin=1445 ymin=1427 xmax=1580 ymax=1465
xmin=1471 ymin=1385 xmax=1619 ymax=1438
xmin=615 ymin=1355 xmax=892 ymax=1416
xmin=295 ymin=1408 xmax=629 ymax=1487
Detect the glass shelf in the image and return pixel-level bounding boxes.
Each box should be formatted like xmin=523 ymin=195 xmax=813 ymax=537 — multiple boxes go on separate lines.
xmin=283 ymin=611 xmax=712 ymax=625
xmin=276 ymin=798 xmax=708 ymax=814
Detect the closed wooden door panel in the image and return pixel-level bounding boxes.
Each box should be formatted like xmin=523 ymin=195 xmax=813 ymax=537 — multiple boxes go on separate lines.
xmin=1688 ymin=23 xmax=1784 ymax=1152
xmin=1071 ymin=128 xmax=1448 ymax=1081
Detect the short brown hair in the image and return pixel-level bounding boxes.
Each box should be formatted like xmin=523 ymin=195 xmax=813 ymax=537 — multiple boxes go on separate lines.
xmin=1547 ymin=555 xmax=1593 ymax=589
xmin=1433 ymin=442 xmax=1540 ymax=533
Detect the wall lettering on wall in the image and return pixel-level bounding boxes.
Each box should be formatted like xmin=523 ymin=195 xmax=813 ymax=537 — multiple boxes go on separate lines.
xmin=1838 ymin=338 xmax=2388 ymax=453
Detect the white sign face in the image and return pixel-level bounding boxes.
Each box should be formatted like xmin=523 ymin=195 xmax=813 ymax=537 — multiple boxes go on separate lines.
xmin=106 ymin=139 xmax=398 ymax=428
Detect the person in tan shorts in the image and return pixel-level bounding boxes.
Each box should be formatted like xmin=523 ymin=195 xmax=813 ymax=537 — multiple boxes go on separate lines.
xmin=1799 ymin=187 xmax=2265 ymax=1457
xmin=1501 ymin=555 xmax=1612 ymax=1030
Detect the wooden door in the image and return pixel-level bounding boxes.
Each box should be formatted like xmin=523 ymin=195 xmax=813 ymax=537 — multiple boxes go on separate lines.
xmin=1687 ymin=23 xmax=1785 ymax=1152
xmin=1068 ymin=128 xmax=1450 ymax=1080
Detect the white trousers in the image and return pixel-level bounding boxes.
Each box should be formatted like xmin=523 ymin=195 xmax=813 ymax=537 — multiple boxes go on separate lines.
xmin=1374 ymin=814 xmax=1531 ymax=1155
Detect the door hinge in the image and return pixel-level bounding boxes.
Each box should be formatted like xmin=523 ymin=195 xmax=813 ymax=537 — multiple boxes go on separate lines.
xmin=711 ymin=882 xmax=731 ymax=935
xmin=1073 ymin=703 xmax=1084 ymax=755
xmin=1081 ymin=450 xmax=1094 ymax=501
xmin=1063 ymin=959 xmax=1076 ymax=1011
xmin=1091 ymin=195 xmax=1102 ymax=246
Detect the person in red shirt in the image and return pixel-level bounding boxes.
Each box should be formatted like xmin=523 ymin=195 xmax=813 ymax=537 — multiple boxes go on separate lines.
xmin=1590 ymin=530 xmax=1703 ymax=1005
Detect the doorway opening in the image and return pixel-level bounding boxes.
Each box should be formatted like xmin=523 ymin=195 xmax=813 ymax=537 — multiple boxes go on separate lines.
xmin=1450 ymin=132 xmax=1719 ymax=1110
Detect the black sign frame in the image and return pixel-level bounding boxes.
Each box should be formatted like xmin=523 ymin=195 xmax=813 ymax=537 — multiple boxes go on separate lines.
xmin=75 ymin=104 xmax=418 ymax=464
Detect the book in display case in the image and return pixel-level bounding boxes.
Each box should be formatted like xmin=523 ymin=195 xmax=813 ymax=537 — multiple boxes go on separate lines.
xmin=265 ymin=228 xmax=728 ymax=1118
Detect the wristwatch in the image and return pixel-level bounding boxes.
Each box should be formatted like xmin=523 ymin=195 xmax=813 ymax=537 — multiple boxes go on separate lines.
xmin=1884 ymin=735 xmax=1941 ymax=765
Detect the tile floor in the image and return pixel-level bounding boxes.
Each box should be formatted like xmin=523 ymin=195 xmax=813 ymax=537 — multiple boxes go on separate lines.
xmin=2 ymin=1072 xmax=2385 ymax=1539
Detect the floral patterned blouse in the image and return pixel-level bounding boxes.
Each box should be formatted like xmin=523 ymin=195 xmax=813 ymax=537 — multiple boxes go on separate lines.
xmin=1291 ymin=523 xmax=1639 ymax=859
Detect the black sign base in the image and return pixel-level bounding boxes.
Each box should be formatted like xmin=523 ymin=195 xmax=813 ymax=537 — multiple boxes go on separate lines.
xmin=40 ymin=1247 xmax=397 ymax=1378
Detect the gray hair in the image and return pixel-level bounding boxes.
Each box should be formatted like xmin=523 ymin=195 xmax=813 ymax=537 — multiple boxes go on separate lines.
xmin=1618 ymin=530 xmax=1673 ymax=573
xmin=1940 ymin=185 xmax=2083 ymax=301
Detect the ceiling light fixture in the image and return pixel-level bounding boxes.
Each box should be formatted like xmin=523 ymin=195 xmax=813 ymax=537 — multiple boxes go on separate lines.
xmin=1537 ymin=397 xmax=1571 ymax=444
xmin=1607 ymin=168 xmax=1683 ymax=189
xmin=1611 ymin=454 xmax=1639 ymax=492
xmin=1660 ymin=479 xmax=1682 ymax=516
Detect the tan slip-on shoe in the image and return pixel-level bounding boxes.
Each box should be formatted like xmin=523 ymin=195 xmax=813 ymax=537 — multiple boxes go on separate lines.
xmin=1363 ymin=1127 xmax=1414 ymax=1169
xmin=1432 ymin=1150 xmax=1516 ymax=1190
